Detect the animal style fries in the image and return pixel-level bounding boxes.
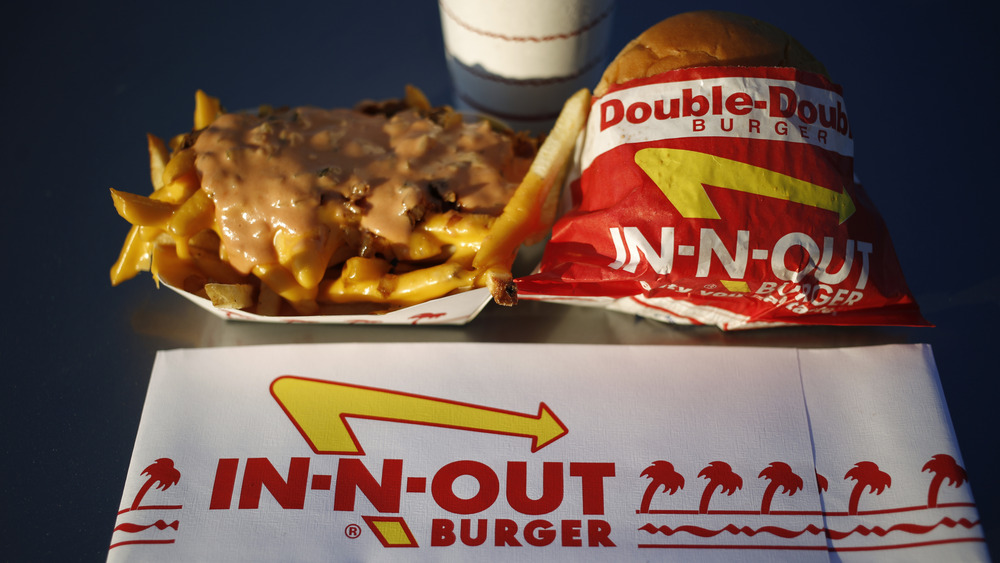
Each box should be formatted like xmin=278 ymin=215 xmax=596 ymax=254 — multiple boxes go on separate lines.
xmin=110 ymin=87 xmax=589 ymax=317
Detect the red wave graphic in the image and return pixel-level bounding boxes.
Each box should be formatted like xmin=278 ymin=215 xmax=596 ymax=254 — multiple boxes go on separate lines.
xmin=639 ymin=517 xmax=980 ymax=541
xmin=114 ymin=520 xmax=179 ymax=534
xmin=641 ymin=523 xmax=822 ymax=539
xmin=825 ymin=518 xmax=980 ymax=541
xmin=108 ymin=539 xmax=175 ymax=550
xmin=117 ymin=504 xmax=183 ymax=515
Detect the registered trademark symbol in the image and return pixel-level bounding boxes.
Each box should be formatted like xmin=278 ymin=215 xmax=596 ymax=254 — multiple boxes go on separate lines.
xmin=345 ymin=523 xmax=362 ymax=539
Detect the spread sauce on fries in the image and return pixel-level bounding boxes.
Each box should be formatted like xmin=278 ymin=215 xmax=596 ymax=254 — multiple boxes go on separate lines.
xmin=110 ymin=87 xmax=591 ymax=318
xmin=193 ymin=106 xmax=531 ymax=275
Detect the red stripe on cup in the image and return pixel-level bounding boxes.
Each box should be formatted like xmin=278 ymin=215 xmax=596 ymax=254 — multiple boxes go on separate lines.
xmin=438 ymin=0 xmax=614 ymax=43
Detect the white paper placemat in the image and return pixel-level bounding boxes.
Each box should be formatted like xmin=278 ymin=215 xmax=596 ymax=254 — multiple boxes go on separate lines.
xmin=108 ymin=343 xmax=987 ymax=562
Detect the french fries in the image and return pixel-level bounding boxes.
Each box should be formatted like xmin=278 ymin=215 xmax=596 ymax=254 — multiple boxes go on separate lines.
xmin=110 ymin=87 xmax=589 ymax=317
xmin=205 ymin=283 xmax=255 ymax=310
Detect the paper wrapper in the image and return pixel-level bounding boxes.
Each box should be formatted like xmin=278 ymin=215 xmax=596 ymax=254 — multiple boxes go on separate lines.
xmin=516 ymin=67 xmax=930 ymax=330
xmin=107 ymin=343 xmax=986 ymax=561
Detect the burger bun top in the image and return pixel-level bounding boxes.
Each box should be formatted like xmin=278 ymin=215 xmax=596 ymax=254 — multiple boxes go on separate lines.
xmin=595 ymin=10 xmax=828 ymax=96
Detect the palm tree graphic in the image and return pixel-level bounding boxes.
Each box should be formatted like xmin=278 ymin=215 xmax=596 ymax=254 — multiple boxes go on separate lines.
xmin=844 ymin=461 xmax=890 ymax=515
xmin=758 ymin=462 xmax=803 ymax=514
xmin=638 ymin=461 xmax=685 ymax=513
xmin=697 ymin=461 xmax=743 ymax=514
xmin=816 ymin=472 xmax=829 ymax=493
xmin=130 ymin=458 xmax=181 ymax=511
xmin=922 ymin=454 xmax=968 ymax=508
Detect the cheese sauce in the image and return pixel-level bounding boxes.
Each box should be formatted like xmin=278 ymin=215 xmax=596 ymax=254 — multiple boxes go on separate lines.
xmin=192 ymin=106 xmax=530 ymax=274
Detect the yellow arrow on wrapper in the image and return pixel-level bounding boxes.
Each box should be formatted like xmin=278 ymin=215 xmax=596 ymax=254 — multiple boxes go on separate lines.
xmin=271 ymin=376 xmax=568 ymax=455
xmin=634 ymin=148 xmax=856 ymax=223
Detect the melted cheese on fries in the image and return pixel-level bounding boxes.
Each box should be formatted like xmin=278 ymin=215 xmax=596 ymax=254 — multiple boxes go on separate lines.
xmin=111 ymin=87 xmax=589 ymax=316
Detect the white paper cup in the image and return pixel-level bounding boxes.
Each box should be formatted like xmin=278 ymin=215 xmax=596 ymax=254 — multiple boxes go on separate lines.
xmin=439 ymin=0 xmax=614 ymax=133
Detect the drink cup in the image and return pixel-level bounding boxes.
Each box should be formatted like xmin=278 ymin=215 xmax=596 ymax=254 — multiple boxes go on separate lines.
xmin=439 ymin=0 xmax=615 ymax=133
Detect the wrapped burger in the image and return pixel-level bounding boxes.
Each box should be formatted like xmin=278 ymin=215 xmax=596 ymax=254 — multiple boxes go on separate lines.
xmin=516 ymin=11 xmax=929 ymax=330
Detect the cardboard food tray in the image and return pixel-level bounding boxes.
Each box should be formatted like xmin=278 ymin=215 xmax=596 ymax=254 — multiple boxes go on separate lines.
xmin=163 ymin=282 xmax=492 ymax=325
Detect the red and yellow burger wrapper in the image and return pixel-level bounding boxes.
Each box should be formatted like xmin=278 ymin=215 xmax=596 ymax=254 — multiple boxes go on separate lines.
xmin=517 ymin=67 xmax=929 ymax=330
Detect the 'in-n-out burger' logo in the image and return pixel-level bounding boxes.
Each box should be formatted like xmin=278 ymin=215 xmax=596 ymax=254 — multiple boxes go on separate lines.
xmin=608 ymin=226 xmax=874 ymax=312
xmin=609 ymin=228 xmax=872 ymax=289
xmin=600 ymin=143 xmax=872 ymax=314
xmin=252 ymin=377 xmax=615 ymax=548
xmin=208 ymin=457 xmax=616 ymax=548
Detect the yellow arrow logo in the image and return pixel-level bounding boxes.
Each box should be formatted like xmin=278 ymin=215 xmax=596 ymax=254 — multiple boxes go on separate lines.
xmin=634 ymin=148 xmax=855 ymax=223
xmin=270 ymin=376 xmax=568 ymax=455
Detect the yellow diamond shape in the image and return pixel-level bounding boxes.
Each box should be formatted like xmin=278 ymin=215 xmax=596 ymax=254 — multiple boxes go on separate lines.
xmin=720 ymin=280 xmax=751 ymax=293
xmin=363 ymin=516 xmax=417 ymax=547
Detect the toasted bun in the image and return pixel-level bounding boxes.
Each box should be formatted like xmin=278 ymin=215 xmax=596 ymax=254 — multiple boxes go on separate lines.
xmin=595 ymin=11 xmax=827 ymax=96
